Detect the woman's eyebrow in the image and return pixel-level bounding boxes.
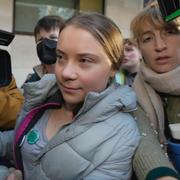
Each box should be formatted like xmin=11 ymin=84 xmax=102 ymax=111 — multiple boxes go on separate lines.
xmin=141 ymin=30 xmax=152 ymax=36
xmin=77 ymin=53 xmax=98 ymax=58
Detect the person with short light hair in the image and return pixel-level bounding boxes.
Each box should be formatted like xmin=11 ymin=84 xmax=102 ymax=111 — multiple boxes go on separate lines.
xmin=131 ymin=1 xmax=180 ymax=180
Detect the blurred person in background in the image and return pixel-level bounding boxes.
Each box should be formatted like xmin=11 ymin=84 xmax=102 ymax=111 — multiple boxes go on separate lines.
xmin=24 ymin=15 xmax=64 ymax=83
xmin=115 ymin=38 xmax=141 ymax=86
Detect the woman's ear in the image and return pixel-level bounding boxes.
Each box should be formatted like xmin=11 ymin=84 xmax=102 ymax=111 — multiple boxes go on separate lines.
xmin=110 ymin=69 xmax=117 ymax=78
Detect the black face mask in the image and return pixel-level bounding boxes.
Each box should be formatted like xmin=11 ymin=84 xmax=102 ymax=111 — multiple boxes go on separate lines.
xmin=36 ymin=38 xmax=57 ymax=65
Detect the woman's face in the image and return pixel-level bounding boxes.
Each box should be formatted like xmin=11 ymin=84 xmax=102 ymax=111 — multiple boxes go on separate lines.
xmin=138 ymin=22 xmax=180 ymax=73
xmin=55 ymin=25 xmax=115 ymax=107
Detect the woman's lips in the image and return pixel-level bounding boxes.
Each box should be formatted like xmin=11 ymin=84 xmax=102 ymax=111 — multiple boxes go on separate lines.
xmin=61 ymin=85 xmax=81 ymax=93
xmin=155 ymin=56 xmax=170 ymax=64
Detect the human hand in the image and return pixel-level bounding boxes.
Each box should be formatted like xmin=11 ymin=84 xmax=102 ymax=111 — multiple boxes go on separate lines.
xmin=157 ymin=176 xmax=178 ymax=180
xmin=6 ymin=169 xmax=22 ymax=180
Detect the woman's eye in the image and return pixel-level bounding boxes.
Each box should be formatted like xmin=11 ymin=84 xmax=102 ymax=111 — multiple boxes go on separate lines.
xmin=79 ymin=58 xmax=91 ymax=63
xmin=165 ymin=29 xmax=178 ymax=35
xmin=142 ymin=36 xmax=152 ymax=43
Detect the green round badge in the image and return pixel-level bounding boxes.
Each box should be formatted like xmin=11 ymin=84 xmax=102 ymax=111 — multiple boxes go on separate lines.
xmin=27 ymin=129 xmax=40 ymax=145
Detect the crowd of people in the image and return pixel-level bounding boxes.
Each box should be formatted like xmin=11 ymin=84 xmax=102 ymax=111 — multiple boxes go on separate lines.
xmin=0 ymin=0 xmax=179 ymax=179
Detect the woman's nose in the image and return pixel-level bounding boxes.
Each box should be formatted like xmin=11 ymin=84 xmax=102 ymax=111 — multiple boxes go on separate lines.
xmin=154 ymin=36 xmax=167 ymax=52
xmin=61 ymin=63 xmax=77 ymax=80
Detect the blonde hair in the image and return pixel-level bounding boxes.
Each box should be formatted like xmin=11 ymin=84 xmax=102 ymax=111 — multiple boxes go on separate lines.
xmin=130 ymin=1 xmax=180 ymax=42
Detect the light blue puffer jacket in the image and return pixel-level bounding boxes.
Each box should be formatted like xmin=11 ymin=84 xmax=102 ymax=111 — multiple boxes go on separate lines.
xmin=0 ymin=74 xmax=140 ymax=180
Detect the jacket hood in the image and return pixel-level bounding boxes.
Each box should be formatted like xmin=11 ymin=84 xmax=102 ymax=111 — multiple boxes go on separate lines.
xmin=74 ymin=83 xmax=137 ymax=124
xmin=23 ymin=74 xmax=58 ymax=111
xmin=23 ymin=74 xmax=137 ymax=115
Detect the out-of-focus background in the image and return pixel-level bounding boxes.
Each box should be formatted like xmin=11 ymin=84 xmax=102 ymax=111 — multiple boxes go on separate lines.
xmin=0 ymin=0 xmax=149 ymax=87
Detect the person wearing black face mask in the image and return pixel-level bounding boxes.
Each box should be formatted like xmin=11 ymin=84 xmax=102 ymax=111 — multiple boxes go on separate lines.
xmin=36 ymin=38 xmax=57 ymax=65
xmin=22 ymin=15 xmax=64 ymax=84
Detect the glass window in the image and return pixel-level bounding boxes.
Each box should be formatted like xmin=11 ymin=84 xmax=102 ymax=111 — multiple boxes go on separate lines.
xmin=15 ymin=0 xmax=104 ymax=34
xmin=15 ymin=0 xmax=75 ymax=34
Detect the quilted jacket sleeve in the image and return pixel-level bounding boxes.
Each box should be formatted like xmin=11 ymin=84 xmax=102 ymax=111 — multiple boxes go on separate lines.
xmin=0 ymin=130 xmax=14 ymax=179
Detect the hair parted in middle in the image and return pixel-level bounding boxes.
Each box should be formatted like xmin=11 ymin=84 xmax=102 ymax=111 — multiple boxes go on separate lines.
xmin=130 ymin=1 xmax=180 ymax=43
xmin=61 ymin=12 xmax=124 ymax=71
